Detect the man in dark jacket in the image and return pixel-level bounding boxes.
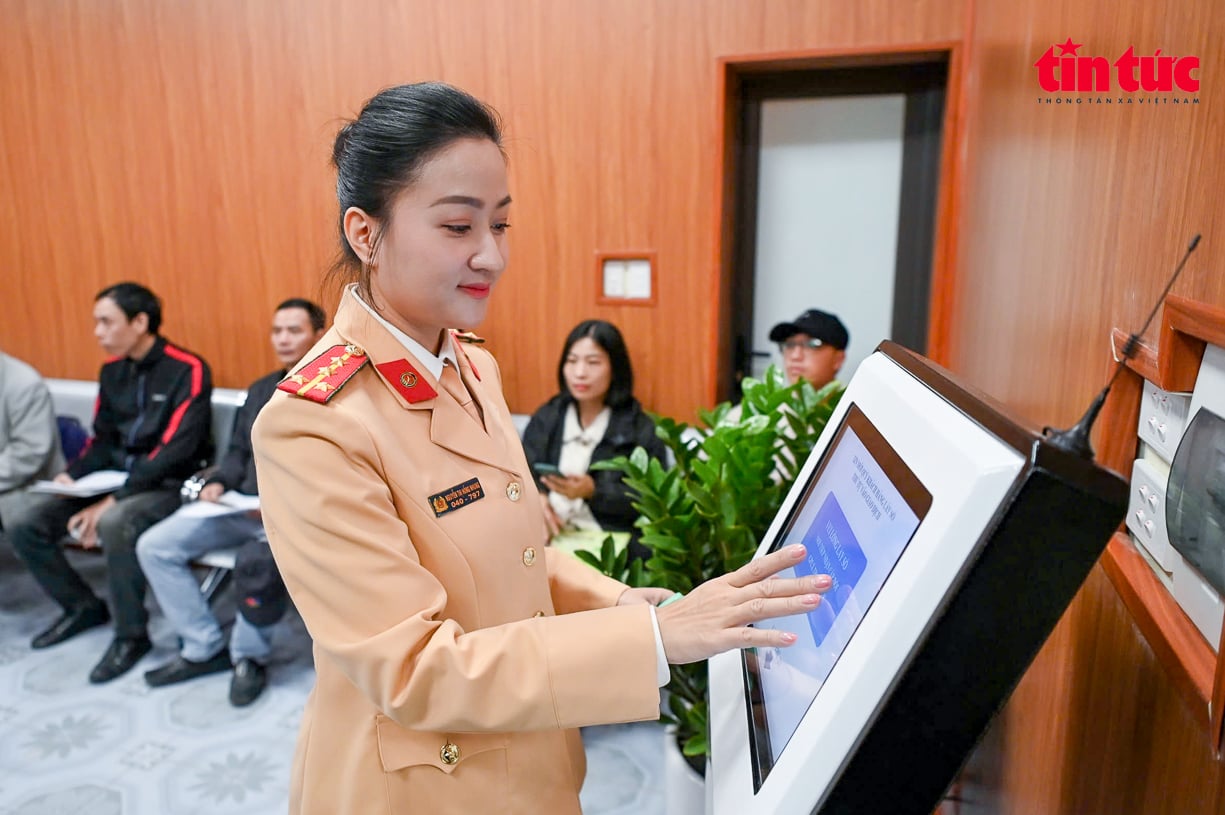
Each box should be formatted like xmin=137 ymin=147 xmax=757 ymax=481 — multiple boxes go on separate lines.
xmin=136 ymin=299 xmax=325 ymax=705
xmin=9 ymin=282 xmax=213 ymax=684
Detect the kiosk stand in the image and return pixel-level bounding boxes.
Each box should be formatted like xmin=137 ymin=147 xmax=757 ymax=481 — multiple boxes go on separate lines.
xmin=708 ymin=341 xmax=1127 ymax=815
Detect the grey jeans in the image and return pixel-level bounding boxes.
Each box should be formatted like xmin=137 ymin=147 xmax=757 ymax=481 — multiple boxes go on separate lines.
xmin=136 ymin=506 xmax=276 ymax=662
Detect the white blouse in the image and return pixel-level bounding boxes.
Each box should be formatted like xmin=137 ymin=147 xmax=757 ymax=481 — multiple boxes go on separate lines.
xmin=547 ymin=403 xmax=611 ymax=531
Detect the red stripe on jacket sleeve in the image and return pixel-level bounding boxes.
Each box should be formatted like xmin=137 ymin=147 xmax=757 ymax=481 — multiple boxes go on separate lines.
xmin=76 ymin=393 xmax=103 ymax=459
xmin=147 ymin=346 xmax=205 ymax=460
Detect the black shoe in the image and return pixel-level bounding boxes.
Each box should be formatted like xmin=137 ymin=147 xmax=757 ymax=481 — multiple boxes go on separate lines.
xmin=88 ymin=636 xmax=152 ymax=684
xmin=31 ymin=604 xmax=110 ymax=649
xmin=144 ymin=651 xmax=232 ymax=688
xmin=229 ymin=658 xmax=267 ymax=707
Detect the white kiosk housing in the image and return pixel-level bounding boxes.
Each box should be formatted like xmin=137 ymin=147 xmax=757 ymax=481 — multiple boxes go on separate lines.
xmin=709 ymin=342 xmax=1127 ymax=815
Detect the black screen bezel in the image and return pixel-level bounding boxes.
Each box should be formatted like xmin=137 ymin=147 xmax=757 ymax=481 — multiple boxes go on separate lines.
xmin=741 ymin=402 xmax=933 ymax=791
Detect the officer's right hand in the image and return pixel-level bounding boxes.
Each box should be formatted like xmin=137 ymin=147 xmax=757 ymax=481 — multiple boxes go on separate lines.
xmin=655 ymin=544 xmax=830 ymax=665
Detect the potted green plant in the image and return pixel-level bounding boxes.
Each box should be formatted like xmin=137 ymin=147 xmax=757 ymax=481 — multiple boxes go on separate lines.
xmin=582 ymin=365 xmax=844 ymax=776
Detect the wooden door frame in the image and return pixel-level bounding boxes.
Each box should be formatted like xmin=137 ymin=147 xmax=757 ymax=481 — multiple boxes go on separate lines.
xmin=707 ymin=42 xmax=966 ymax=405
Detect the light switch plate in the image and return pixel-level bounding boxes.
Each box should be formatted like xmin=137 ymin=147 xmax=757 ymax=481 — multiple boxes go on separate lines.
xmin=596 ymin=251 xmax=657 ymax=306
xmin=1126 ymin=458 xmax=1174 ymax=572
xmin=1137 ymin=380 xmax=1191 ymax=463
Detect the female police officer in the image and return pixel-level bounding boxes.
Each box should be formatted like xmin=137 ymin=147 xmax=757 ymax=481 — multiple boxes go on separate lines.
xmin=251 ymin=82 xmax=829 ymax=814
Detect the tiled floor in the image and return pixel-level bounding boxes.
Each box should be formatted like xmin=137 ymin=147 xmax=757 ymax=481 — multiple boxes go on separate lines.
xmin=0 ymin=543 xmax=667 ymax=814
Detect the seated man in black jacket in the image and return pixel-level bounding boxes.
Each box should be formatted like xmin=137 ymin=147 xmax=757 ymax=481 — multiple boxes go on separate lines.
xmin=9 ymin=282 xmax=213 ymax=683
xmin=136 ymin=299 xmax=325 ymax=705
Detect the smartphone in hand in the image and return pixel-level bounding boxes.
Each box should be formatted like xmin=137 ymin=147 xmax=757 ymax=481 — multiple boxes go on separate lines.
xmin=531 ymin=462 xmax=562 ymax=477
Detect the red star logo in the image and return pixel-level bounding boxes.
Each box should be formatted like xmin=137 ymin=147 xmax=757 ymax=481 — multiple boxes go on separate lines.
xmin=1056 ymin=37 xmax=1083 ymax=56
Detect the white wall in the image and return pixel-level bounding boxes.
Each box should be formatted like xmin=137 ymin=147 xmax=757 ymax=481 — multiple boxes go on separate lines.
xmin=751 ymin=95 xmax=906 ymax=385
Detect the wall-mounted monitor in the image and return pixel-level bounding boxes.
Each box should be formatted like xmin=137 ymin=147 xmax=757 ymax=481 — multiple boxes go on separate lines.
xmin=709 ymin=342 xmax=1127 ymax=815
xmin=1166 ymin=407 xmax=1225 ymax=595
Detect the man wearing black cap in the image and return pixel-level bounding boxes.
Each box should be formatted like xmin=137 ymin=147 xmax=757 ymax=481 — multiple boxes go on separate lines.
xmin=768 ymin=309 xmax=850 ymax=390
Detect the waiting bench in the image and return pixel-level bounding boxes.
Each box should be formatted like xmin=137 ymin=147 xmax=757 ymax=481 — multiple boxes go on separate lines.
xmin=48 ymin=379 xmax=531 ymax=459
xmin=46 ymin=378 xmax=248 ymax=467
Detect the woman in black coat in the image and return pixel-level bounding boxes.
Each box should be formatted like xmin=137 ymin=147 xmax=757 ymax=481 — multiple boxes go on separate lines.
xmin=521 ymin=320 xmax=666 ymax=562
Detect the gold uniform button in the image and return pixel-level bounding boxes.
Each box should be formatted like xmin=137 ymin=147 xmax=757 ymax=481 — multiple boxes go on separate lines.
xmin=522 ymin=547 xmax=537 ymax=567
xmin=506 ymin=482 xmax=522 ymax=502
xmin=533 ymin=610 xmax=546 ymax=618
xmin=441 ymin=741 xmax=460 ymax=765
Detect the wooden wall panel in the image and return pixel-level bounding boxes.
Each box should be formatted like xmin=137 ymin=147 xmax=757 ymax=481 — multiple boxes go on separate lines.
xmin=948 ymin=0 xmax=1225 ymax=432
xmin=960 ymin=570 xmax=1225 ymax=815
xmin=0 ymin=0 xmax=962 ymax=419
xmin=951 ymin=0 xmax=1225 ymax=812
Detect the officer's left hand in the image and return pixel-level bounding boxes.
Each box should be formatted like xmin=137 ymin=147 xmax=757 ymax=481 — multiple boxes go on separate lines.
xmin=656 ymin=544 xmax=831 ymax=665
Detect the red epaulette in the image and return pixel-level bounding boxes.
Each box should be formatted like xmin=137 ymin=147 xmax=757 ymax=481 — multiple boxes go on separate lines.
xmin=277 ymin=344 xmax=369 ymax=403
xmin=374 ymin=358 xmax=438 ymax=403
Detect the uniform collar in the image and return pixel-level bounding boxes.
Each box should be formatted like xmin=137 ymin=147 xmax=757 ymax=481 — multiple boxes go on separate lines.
xmin=334 ymin=285 xmax=516 ymax=470
xmin=348 ymin=284 xmax=457 ymax=380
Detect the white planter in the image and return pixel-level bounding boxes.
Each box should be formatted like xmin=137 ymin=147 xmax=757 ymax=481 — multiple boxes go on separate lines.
xmin=663 ymin=728 xmax=706 ymax=815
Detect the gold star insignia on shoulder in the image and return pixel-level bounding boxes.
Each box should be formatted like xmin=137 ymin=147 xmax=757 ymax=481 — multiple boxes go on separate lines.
xmin=278 ymin=344 xmax=369 ymax=403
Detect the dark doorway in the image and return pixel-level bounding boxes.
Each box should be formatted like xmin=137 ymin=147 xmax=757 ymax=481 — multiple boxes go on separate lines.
xmin=719 ymin=57 xmax=950 ymax=401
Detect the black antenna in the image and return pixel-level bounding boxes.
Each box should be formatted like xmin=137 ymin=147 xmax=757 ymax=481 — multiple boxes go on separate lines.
xmin=1044 ymin=234 xmax=1202 ymax=459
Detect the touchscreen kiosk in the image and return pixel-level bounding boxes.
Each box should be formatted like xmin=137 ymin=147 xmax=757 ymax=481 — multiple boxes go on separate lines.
xmin=709 ymin=342 xmax=1127 ymax=815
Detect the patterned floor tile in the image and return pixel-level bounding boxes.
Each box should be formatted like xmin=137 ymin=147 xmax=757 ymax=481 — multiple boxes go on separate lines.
xmin=1 ymin=781 xmax=124 ymax=815
xmin=0 ymin=542 xmax=668 ymax=813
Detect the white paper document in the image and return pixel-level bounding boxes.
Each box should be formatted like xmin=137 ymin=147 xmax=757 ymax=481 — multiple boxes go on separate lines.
xmin=177 ymin=491 xmax=260 ymax=518
xmin=30 ymin=470 xmax=127 ymax=498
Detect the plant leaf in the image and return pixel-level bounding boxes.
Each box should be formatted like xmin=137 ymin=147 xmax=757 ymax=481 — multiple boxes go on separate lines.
xmin=606 ymin=363 xmax=843 ymax=759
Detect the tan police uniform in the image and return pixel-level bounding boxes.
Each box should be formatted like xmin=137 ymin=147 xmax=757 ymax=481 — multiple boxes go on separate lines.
xmin=251 ymin=289 xmax=661 ymax=814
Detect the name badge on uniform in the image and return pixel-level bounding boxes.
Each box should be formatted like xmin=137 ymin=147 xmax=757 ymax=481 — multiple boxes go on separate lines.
xmin=428 ymin=478 xmax=485 ymax=517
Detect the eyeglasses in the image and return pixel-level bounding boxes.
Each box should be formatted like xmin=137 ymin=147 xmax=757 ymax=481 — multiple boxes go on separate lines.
xmin=779 ymin=338 xmax=826 ymax=353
